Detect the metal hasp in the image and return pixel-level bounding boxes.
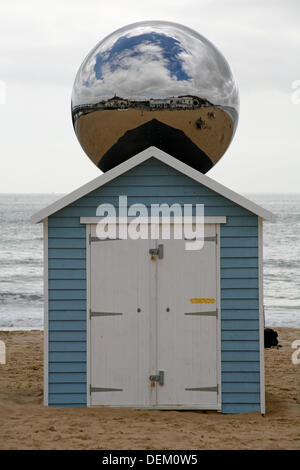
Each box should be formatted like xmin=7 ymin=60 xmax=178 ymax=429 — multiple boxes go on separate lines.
xmin=149 ymin=244 xmax=164 ymax=259
xmin=149 ymin=370 xmax=164 ymax=385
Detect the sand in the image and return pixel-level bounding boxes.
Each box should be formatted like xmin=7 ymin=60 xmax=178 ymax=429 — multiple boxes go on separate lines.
xmin=77 ymin=107 xmax=233 ymax=167
xmin=0 ymin=327 xmax=299 ymax=450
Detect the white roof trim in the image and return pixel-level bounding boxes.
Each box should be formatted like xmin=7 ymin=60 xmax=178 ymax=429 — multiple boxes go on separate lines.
xmin=79 ymin=216 xmax=227 ymax=224
xmin=31 ymin=146 xmax=276 ymax=223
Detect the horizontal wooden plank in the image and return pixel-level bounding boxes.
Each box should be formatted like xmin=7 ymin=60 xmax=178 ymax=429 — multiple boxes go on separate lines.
xmin=222 ymin=382 xmax=260 ymax=393
xmin=49 ymin=311 xmax=86 ymax=321
xmin=49 ymin=373 xmax=86 ymax=383
xmin=49 ymin=341 xmax=86 ymax=352
xmin=49 ymin=383 xmax=86 ymax=394
xmin=221 ymin=289 xmax=258 ymax=299
xmin=221 ymin=299 xmax=259 ymax=309
xmin=222 ymin=351 xmax=260 ymax=362
xmin=54 ymin=207 xmax=106 ymax=218
xmin=49 ymin=351 xmax=86 ymax=362
xmin=49 ymin=290 xmax=86 ymax=300
xmin=221 ymin=341 xmax=259 ymax=351
xmin=221 ymin=238 xmax=258 ymax=248
xmin=222 ymin=403 xmax=260 ymax=413
xmin=49 ymin=331 xmax=86 ymax=342
xmin=48 ymin=394 xmax=87 ymax=405
xmin=49 ymin=300 xmax=86 ymax=310
xmin=104 ymin=175 xmax=203 ymax=187
xmin=48 ymin=217 xmax=81 ymax=228
xmin=48 ymin=362 xmax=86 ymax=372
xmin=54 ymin=205 xmax=251 ymax=218
xmin=225 ymin=216 xmax=258 ymax=227
xmin=222 ymin=393 xmax=260 ymax=404
xmin=221 ymin=226 xmax=258 ymax=237
xmin=221 ymin=279 xmax=258 ymax=289
xmin=48 ymin=259 xmax=86 ymax=269
xmin=49 ymin=269 xmax=86 ymax=280
xmin=221 ymin=268 xmax=258 ymax=279
xmin=222 ymin=320 xmax=259 ymax=330
xmin=221 ymin=330 xmax=259 ymax=341
xmin=74 ymin=195 xmax=235 ymax=208
xmin=221 ymin=258 xmax=258 ymax=268
xmin=49 ymin=321 xmax=86 ymax=331
xmin=48 ymin=249 xmax=86 ymax=259
xmin=221 ymin=362 xmax=260 ymax=372
xmin=221 ymin=310 xmax=259 ymax=321
xmin=122 ymin=162 xmax=191 ymax=176
xmin=48 ymin=227 xmax=86 ymax=238
xmin=207 ymin=206 xmax=251 ymax=217
xmin=49 ymin=238 xmax=86 ymax=249
xmin=221 ymin=372 xmax=260 ymax=383
xmin=221 ymin=247 xmax=258 ymax=258
xmin=91 ymin=185 xmax=217 ymax=197
xmin=49 ymin=279 xmax=86 ymax=290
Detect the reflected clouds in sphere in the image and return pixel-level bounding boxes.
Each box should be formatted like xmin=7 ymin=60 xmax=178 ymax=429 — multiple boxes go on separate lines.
xmin=72 ymin=21 xmax=239 ymax=173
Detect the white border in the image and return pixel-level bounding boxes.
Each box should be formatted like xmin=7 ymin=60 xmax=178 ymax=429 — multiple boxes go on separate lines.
xmin=43 ymin=218 xmax=49 ymax=406
xmin=80 ymin=216 xmax=227 ymax=225
xmin=31 ymin=147 xmax=276 ymax=224
xmin=216 ymin=223 xmax=222 ymax=411
xmin=258 ymin=217 xmax=266 ymax=415
xmin=86 ymin=224 xmax=91 ymax=407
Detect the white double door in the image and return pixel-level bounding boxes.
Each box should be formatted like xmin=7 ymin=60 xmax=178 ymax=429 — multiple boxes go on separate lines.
xmin=89 ymin=224 xmax=219 ymax=409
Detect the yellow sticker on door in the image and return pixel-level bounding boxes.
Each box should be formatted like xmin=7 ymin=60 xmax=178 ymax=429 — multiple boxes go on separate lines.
xmin=190 ymin=298 xmax=215 ymax=304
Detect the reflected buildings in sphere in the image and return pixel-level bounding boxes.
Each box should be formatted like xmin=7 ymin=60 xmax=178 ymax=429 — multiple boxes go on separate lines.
xmin=72 ymin=21 xmax=239 ymax=173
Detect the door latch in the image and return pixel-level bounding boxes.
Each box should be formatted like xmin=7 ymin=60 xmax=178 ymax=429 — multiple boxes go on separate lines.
xmin=149 ymin=244 xmax=164 ymax=259
xmin=149 ymin=370 xmax=164 ymax=385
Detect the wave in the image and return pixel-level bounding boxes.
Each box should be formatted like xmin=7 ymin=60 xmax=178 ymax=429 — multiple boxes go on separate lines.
xmin=264 ymin=259 xmax=300 ymax=269
xmin=0 ymin=292 xmax=43 ymax=303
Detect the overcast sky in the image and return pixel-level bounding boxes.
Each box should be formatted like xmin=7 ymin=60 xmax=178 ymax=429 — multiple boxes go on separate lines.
xmin=0 ymin=0 xmax=299 ymax=193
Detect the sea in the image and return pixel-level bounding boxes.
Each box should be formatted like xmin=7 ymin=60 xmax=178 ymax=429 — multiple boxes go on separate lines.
xmin=0 ymin=193 xmax=299 ymax=330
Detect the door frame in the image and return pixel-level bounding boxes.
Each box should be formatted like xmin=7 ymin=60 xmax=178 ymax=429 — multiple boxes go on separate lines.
xmin=83 ymin=217 xmax=225 ymax=409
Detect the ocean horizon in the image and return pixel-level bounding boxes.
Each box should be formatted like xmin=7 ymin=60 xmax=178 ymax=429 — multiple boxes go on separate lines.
xmin=0 ymin=192 xmax=299 ymax=330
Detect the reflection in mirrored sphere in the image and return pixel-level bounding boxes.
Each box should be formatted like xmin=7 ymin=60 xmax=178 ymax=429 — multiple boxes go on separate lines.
xmin=71 ymin=21 xmax=239 ymax=173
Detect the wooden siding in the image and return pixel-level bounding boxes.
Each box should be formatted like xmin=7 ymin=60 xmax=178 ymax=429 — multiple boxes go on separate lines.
xmin=48 ymin=158 xmax=260 ymax=412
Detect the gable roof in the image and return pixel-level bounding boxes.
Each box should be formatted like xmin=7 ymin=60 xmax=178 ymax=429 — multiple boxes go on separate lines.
xmin=31 ymin=147 xmax=276 ymax=223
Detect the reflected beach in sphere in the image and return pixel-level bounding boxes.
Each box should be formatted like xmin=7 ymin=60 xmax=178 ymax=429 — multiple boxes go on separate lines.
xmin=72 ymin=21 xmax=239 ymax=173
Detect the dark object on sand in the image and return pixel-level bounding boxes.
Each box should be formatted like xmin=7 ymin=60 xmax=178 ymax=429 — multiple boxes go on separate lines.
xmin=264 ymin=328 xmax=278 ymax=348
xmin=196 ymin=117 xmax=205 ymax=129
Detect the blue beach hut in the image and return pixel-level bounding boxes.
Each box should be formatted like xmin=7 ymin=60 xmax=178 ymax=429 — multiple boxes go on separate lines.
xmin=31 ymin=147 xmax=275 ymax=413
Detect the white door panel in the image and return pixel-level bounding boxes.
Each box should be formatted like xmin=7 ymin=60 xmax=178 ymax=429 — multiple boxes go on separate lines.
xmin=90 ymin=227 xmax=152 ymax=406
xmin=156 ymin=224 xmax=218 ymax=406
xmin=88 ymin=223 xmax=219 ymax=408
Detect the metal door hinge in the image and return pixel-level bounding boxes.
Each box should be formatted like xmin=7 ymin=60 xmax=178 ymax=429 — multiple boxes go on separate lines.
xmin=90 ymin=385 xmax=123 ymax=394
xmin=205 ymin=235 xmax=218 ymax=243
xmin=89 ymin=234 xmax=121 ymax=244
xmin=184 ymin=235 xmax=217 ymax=244
xmin=149 ymin=244 xmax=164 ymax=259
xmin=89 ymin=309 xmax=123 ymax=318
xmin=149 ymin=370 xmax=164 ymax=385
xmin=185 ymin=384 xmax=219 ymax=393
xmin=184 ymin=309 xmax=218 ymax=318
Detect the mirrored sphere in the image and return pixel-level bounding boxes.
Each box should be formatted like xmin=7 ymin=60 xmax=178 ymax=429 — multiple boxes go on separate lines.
xmin=72 ymin=21 xmax=239 ymax=173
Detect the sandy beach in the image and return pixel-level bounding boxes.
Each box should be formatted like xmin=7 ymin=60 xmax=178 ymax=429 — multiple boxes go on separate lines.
xmin=77 ymin=107 xmax=233 ymax=167
xmin=0 ymin=327 xmax=299 ymax=450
